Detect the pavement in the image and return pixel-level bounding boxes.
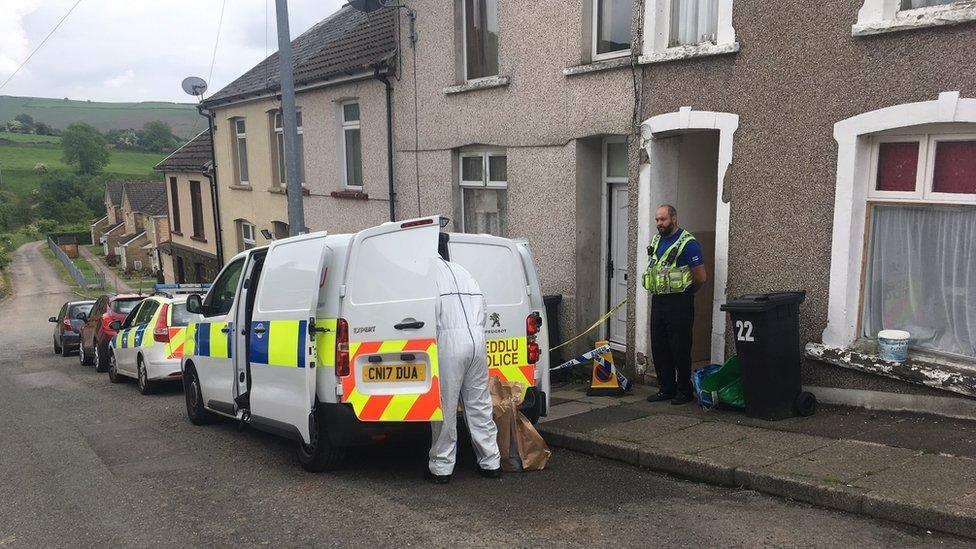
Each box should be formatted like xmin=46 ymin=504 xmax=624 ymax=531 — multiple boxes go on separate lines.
xmin=1 ymin=240 xmax=971 ymax=547
xmin=78 ymin=245 xmax=133 ymax=293
xmin=540 ymin=380 xmax=976 ymax=539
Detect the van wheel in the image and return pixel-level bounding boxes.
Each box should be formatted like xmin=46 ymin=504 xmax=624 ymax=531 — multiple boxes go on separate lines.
xmin=137 ymin=357 xmax=155 ymax=395
xmin=297 ymin=418 xmax=346 ymax=472
xmin=183 ymin=365 xmax=213 ymax=425
xmin=94 ymin=342 xmax=110 ymax=372
xmin=107 ymin=351 xmax=123 ymax=384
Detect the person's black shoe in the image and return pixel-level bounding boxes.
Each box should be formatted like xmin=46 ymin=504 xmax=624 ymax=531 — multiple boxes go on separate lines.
xmin=670 ymin=393 xmax=693 ymax=405
xmin=647 ymin=392 xmax=675 ymax=402
xmin=478 ymin=467 xmax=502 ymax=479
xmin=425 ymin=470 xmax=451 ymax=484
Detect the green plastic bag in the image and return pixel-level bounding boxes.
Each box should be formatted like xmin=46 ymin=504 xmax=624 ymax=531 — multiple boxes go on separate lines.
xmin=698 ymin=355 xmax=745 ymax=409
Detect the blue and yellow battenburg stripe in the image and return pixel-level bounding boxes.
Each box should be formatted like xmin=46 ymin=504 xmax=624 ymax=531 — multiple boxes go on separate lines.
xmin=249 ymin=320 xmax=309 ymax=368
xmin=184 ymin=322 xmax=233 ymax=359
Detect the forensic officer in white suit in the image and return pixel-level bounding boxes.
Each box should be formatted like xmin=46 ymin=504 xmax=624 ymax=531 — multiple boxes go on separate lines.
xmin=427 ymin=234 xmax=502 ymax=483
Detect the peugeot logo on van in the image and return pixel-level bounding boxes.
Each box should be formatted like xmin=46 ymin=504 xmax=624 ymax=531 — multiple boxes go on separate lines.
xmin=489 ymin=313 xmax=500 ymax=328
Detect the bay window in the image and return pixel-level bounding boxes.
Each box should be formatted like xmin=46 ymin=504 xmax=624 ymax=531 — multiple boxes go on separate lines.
xmin=459 ymin=150 xmax=507 ymax=237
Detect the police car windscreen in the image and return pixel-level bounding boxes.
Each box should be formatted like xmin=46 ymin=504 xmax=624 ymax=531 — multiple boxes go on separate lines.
xmin=112 ymin=299 xmax=140 ymax=314
xmin=170 ymin=303 xmax=193 ymax=327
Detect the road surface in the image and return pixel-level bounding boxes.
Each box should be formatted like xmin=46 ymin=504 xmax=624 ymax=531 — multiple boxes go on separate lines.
xmin=0 ymin=241 xmax=967 ymax=547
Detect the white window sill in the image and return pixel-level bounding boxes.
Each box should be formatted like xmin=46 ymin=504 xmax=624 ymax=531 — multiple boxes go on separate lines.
xmin=852 ymin=2 xmax=976 ymax=36
xmin=443 ymin=75 xmax=511 ymax=95
xmin=563 ymin=56 xmax=632 ymax=77
xmin=805 ymin=342 xmax=976 ymax=399
xmin=639 ymin=42 xmax=740 ymax=65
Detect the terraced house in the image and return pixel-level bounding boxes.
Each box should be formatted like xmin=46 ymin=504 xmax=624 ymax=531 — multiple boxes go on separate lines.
xmin=155 ymin=130 xmax=221 ymax=284
xmin=200 ymin=6 xmax=398 ymax=251
xmin=113 ymin=181 xmax=168 ymax=274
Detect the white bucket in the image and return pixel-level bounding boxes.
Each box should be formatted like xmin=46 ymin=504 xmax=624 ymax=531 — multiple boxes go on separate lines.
xmin=878 ymin=330 xmax=910 ymax=362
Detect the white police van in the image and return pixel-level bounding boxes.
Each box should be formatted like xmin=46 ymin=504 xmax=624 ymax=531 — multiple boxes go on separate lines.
xmin=181 ymin=216 xmax=550 ymax=471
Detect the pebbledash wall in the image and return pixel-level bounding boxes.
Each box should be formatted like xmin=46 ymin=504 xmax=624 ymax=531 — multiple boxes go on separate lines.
xmin=626 ymin=0 xmax=976 ymax=399
xmin=390 ymin=0 xmax=638 ymax=356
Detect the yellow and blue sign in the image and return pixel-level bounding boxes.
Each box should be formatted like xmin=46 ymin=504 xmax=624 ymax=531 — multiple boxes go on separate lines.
xmin=185 ymin=322 xmax=233 ymax=359
xmin=249 ymin=320 xmax=308 ymax=368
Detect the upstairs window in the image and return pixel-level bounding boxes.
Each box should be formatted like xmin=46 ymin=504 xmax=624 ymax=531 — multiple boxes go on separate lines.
xmin=669 ymin=0 xmax=719 ymax=47
xmin=232 ymin=118 xmax=249 ymax=185
xmin=169 ymin=177 xmax=181 ymax=234
xmin=190 ymin=180 xmax=205 ymax=239
xmin=594 ymin=0 xmax=632 ymax=60
xmin=273 ymin=110 xmax=305 ymax=187
xmin=853 ymin=0 xmax=976 ymax=35
xmin=463 ymin=0 xmax=499 ymax=80
xmin=459 ymin=149 xmax=508 ymax=237
xmin=341 ymin=102 xmax=363 ymax=189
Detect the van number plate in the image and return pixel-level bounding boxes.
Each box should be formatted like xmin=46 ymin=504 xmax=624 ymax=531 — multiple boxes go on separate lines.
xmin=363 ymin=364 xmax=426 ymax=383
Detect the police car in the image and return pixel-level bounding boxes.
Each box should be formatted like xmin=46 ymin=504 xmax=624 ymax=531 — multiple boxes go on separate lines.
xmin=107 ymin=293 xmax=198 ymax=394
xmin=181 ymin=216 xmax=550 ymax=471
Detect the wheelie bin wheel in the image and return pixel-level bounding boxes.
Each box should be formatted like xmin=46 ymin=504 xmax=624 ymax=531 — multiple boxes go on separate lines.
xmin=795 ymin=391 xmax=817 ymax=417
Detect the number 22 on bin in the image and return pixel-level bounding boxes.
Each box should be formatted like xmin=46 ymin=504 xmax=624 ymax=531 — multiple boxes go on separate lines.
xmin=735 ymin=320 xmax=755 ymax=342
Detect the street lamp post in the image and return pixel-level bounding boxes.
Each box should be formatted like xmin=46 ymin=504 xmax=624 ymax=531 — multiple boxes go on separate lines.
xmin=275 ymin=0 xmax=305 ymax=236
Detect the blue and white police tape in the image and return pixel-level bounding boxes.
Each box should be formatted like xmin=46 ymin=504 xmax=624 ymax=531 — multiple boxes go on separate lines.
xmin=551 ymin=344 xmax=633 ymax=391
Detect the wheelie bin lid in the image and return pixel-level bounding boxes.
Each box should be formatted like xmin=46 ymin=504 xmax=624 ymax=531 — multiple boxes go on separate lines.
xmin=720 ymin=291 xmax=806 ymax=313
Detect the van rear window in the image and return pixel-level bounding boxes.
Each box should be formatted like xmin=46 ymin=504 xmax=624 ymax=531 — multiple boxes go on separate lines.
xmin=349 ymin=230 xmax=436 ymax=305
xmin=449 ymin=242 xmax=525 ymax=306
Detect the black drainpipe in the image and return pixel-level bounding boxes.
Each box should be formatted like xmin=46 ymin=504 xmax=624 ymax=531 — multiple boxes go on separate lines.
xmin=374 ymin=66 xmax=396 ymax=222
xmin=198 ymin=104 xmax=225 ymax=267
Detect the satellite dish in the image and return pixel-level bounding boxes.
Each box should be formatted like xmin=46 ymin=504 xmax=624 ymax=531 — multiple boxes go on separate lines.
xmin=181 ymin=76 xmax=208 ymax=97
xmin=347 ymin=0 xmax=388 ymax=12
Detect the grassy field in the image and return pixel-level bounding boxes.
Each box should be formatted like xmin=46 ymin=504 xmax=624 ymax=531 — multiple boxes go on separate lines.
xmin=1 ymin=95 xmax=201 ymax=139
xmin=0 ymin=131 xmax=61 ymax=144
xmin=0 ymin=135 xmax=166 ymax=197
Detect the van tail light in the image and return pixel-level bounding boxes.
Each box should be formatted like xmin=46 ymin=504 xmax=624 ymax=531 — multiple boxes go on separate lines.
xmin=526 ymin=312 xmax=542 ymax=364
xmin=335 ymin=318 xmax=350 ymax=377
xmin=153 ymin=304 xmax=170 ymax=343
xmin=62 ymin=318 xmax=74 ymax=332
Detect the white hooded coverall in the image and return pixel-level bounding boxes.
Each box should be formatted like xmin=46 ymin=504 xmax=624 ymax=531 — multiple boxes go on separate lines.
xmin=428 ymin=259 xmax=501 ymax=476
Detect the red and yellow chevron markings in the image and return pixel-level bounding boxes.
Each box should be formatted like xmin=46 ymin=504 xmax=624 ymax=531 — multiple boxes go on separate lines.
xmin=342 ymin=338 xmax=442 ymax=422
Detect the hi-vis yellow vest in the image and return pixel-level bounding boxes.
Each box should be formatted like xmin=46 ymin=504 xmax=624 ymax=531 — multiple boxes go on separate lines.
xmin=642 ymin=230 xmax=697 ymax=295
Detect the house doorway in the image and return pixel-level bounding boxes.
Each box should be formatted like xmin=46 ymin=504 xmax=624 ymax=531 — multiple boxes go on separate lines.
xmin=604 ymin=137 xmax=629 ymax=348
xmin=635 ymin=108 xmax=738 ymax=368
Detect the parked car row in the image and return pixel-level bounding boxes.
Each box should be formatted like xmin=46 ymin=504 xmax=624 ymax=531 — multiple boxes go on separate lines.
xmin=51 ymin=291 xmax=199 ymax=394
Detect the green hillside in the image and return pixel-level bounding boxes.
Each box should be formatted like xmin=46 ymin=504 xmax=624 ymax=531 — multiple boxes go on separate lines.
xmin=0 ymin=95 xmax=202 ymax=139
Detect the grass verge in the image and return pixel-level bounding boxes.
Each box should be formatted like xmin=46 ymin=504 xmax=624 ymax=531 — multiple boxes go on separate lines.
xmin=40 ymin=246 xmax=102 ymax=300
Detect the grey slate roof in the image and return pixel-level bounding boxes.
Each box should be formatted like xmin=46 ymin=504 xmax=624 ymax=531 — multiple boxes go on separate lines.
xmin=121 ymin=181 xmax=167 ymax=216
xmin=155 ymin=130 xmax=213 ymax=173
xmin=106 ymin=181 xmax=124 ymax=207
xmin=202 ymin=6 xmax=397 ymax=108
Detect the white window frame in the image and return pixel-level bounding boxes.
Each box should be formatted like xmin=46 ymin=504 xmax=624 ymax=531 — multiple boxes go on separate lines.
xmin=458 ymin=149 xmax=508 ymax=235
xmin=273 ymin=110 xmax=304 ymax=187
xmin=640 ymin=0 xmax=738 ymax=65
xmin=340 ymin=101 xmax=362 ymax=190
xmin=592 ymin=0 xmax=633 ymax=62
xmin=823 ymin=92 xmax=976 ymax=352
xmin=461 ymin=0 xmax=499 ymax=82
xmin=869 ymin=133 xmax=976 ymax=205
xmin=853 ymin=0 xmax=976 ymax=36
xmin=241 ymin=221 xmax=256 ymax=248
xmin=234 ymin=118 xmax=249 ymax=185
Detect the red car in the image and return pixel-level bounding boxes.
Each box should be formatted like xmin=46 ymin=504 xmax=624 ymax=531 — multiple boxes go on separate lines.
xmin=78 ymin=294 xmax=145 ymax=371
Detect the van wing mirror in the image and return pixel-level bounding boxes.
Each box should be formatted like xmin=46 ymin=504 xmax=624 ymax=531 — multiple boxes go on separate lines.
xmin=109 ymin=320 xmax=122 ymax=331
xmin=185 ymin=294 xmax=204 ymax=315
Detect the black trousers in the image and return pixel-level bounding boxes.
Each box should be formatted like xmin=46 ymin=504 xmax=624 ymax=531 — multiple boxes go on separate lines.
xmin=650 ymin=291 xmax=695 ymax=397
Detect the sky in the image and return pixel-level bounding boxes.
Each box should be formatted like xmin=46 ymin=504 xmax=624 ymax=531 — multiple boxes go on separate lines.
xmin=0 ymin=0 xmax=347 ymax=104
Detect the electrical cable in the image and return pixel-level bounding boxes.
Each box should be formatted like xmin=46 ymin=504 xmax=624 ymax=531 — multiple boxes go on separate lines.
xmin=0 ymin=0 xmax=84 ymax=93
xmin=207 ymin=0 xmax=229 ymax=90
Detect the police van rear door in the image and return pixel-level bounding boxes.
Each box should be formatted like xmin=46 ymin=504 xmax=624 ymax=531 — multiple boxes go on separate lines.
xmin=448 ymin=235 xmax=536 ymax=399
xmin=340 ymin=217 xmax=441 ymax=422
xmin=248 ymin=231 xmax=329 ymax=444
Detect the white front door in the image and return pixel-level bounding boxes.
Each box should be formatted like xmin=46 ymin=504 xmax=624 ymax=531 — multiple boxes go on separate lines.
xmin=608 ymin=184 xmax=629 ymax=345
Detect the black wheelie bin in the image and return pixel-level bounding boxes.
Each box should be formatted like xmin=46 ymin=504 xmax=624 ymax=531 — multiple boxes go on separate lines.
xmin=720 ymin=291 xmax=816 ymax=420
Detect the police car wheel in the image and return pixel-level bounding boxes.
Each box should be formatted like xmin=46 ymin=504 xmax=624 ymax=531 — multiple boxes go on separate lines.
xmin=184 ymin=366 xmax=212 ymax=425
xmin=137 ymin=358 xmax=155 ymax=395
xmin=107 ymin=351 xmax=123 ymax=384
xmin=297 ymin=422 xmax=346 ymax=473
xmin=94 ymin=343 xmax=109 ymax=373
